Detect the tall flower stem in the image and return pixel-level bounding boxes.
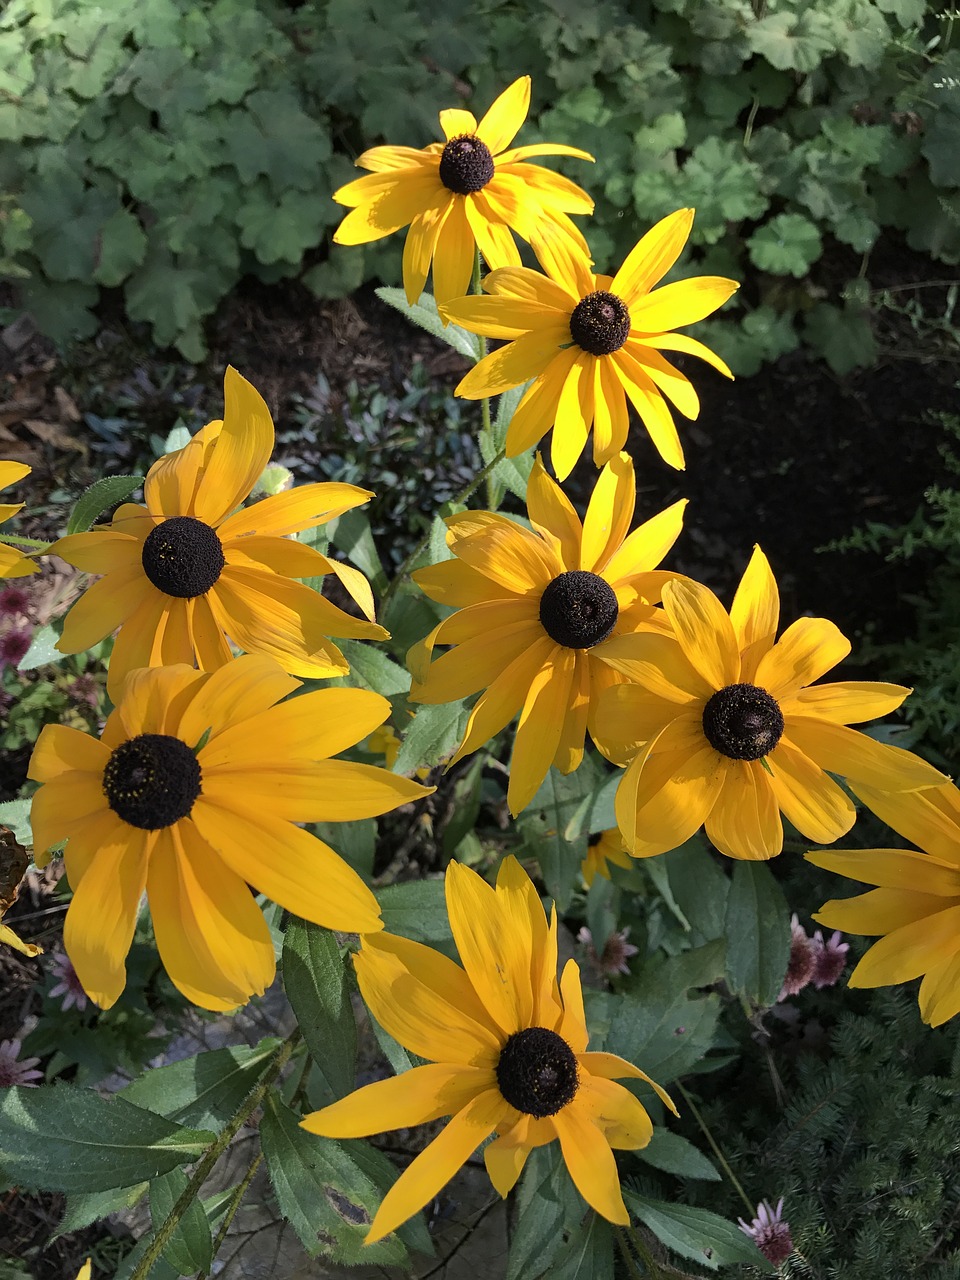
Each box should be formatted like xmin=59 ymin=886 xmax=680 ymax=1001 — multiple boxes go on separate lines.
xmin=676 ymin=1081 xmax=754 ymax=1215
xmin=471 ymin=248 xmax=496 ymax=510
xmin=196 ymin=1149 xmax=264 ymax=1280
xmin=130 ymin=1031 xmax=299 ymax=1280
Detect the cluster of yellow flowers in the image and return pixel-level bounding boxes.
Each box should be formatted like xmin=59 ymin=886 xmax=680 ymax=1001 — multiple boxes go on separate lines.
xmin=2 ymin=74 xmax=957 ymax=1244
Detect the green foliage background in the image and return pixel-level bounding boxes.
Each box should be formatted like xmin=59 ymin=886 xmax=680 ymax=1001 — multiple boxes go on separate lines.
xmin=0 ymin=0 xmax=957 ymax=369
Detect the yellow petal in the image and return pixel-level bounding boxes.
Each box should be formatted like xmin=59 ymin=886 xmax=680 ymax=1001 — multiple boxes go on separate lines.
xmin=848 ymin=781 xmax=960 ymax=866
xmin=783 ymin=681 xmax=910 ymax=724
xmin=414 ymin=559 xmax=523 ymax=607
xmin=662 ymin=577 xmax=739 ymax=691
xmin=616 ymin=727 xmax=726 ymax=857
xmin=808 ymin=846 xmax=960 ymax=895
xmin=704 ymin=761 xmax=783 ymax=860
xmin=431 ymin=196 xmax=476 ymax=306
xmin=504 ymin=347 xmax=580 ymax=457
xmin=558 ymin=958 xmax=589 ymax=1053
xmin=553 ymin=1101 xmax=628 ymax=1224
xmin=729 ymin=546 xmax=779 ymax=681
xmin=105 ymin=591 xmax=174 ymax=700
xmin=57 ymin=567 xmax=152 ymax=655
xmin=116 ymin=663 xmax=204 ymax=739
xmin=334 ymin=173 xmax=445 ymax=244
xmin=483 ymin=264 xmax=579 ymax=311
xmin=450 ymin=635 xmax=558 ymax=764
xmin=754 ymin=616 xmax=850 ymax=698
xmin=175 ymin=652 xmax=301 ymax=744
xmin=0 ymin=460 xmax=30 ymax=489
xmin=439 ymin=107 xmax=479 ymax=139
xmin=580 ymin=453 xmax=635 ymax=574
xmin=766 ymin=738 xmax=856 ymax=845
xmin=590 ymin=682 xmax=683 ymax=765
xmin=848 ymin=904 xmax=960 ymax=989
xmin=464 ymin=191 xmax=523 ymax=270
xmin=219 ymin=481 xmax=372 ymax=540
xmin=643 ymin=331 xmax=734 ymax=379
xmin=612 ymin=347 xmax=685 ymax=470
xmin=441 ymin=293 xmax=561 ymax=339
xmin=202 ymin=760 xmax=429 ymax=823
xmin=602 ymin=500 xmax=687 ymax=586
xmin=50 ymin=530 xmax=143 ymax=575
xmin=919 ymin=947 xmax=960 ymax=1026
xmin=301 ymin=1063 xmax=495 ymax=1136
xmin=578 ymin=1052 xmax=678 ymax=1115
xmin=812 ymin=885 xmax=948 ymax=936
xmin=369 ymin=932 xmax=495 ymax=1031
xmin=496 ymin=142 xmax=595 ymax=166
xmin=575 ymin=1075 xmax=654 ymax=1150
xmin=508 ymin=646 xmax=577 ymax=814
xmin=192 ymin=368 xmax=275 ymax=527
xmin=147 ymin=824 xmax=274 ymax=1011
xmin=611 ymin=209 xmax=695 ymax=305
xmin=413 ymin=619 xmax=544 ymax=705
xmin=594 ymin=632 xmax=711 ymax=703
xmin=28 ymin=724 xmax=110 ymax=783
xmin=484 ymin=1130 xmax=533 ymax=1197
xmin=455 ymin=327 xmax=570 ymax=398
xmin=402 ymin=200 xmax=449 ymax=302
xmin=526 ymin=454 xmax=583 ymax=568
xmin=30 ymin=772 xmax=107 ymax=857
xmin=476 ymin=75 xmax=530 ymax=154
xmin=551 ymin=353 xmax=594 ymax=481
xmin=0 ymin=542 xmax=37 ymax=577
xmin=0 ymin=917 xmax=41 ymax=958
xmin=784 ymin=719 xmax=948 ymax=792
xmin=553 ymin=653 xmax=590 ymax=776
xmin=450 ymin=521 xmax=558 ymax=594
xmin=629 ymin=276 xmax=739 ymax=332
xmin=631 ymin=347 xmax=699 ymax=420
xmin=365 ymin=1090 xmax=507 ymax=1243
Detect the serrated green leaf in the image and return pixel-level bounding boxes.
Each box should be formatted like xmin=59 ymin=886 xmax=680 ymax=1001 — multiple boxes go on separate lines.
xmin=637 ymin=1128 xmax=720 ymax=1180
xmin=747 ymin=10 xmax=834 ymax=72
xmin=394 ymin=699 xmax=467 ymax=774
xmin=282 ymin=920 xmax=357 ymax=1107
xmin=0 ymin=1085 xmax=212 ymax=1192
xmin=66 ymin=474 xmax=143 ymax=535
xmin=339 ymin=638 xmax=410 ymax=696
xmin=53 ymin=1183 xmax=148 ymax=1239
xmin=803 ymin=301 xmax=878 ymax=374
xmin=119 ymin=1040 xmax=280 ymax=1132
xmin=377 ymin=878 xmax=452 ymax=944
xmin=748 ymin=213 xmax=822 ymax=277
xmin=551 ymin=1212 xmax=615 ymax=1279
xmin=376 ymin=287 xmax=480 ymax=361
xmin=150 ymin=1167 xmax=213 ymax=1275
xmin=724 ymin=861 xmax=790 ymax=1007
xmin=260 ymin=1093 xmax=423 ymax=1266
xmin=508 ymin=1145 xmax=585 ymax=1280
xmin=625 ymin=1194 xmax=766 ymax=1270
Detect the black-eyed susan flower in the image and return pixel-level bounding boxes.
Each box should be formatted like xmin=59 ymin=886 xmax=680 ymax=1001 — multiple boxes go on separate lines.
xmin=51 ymin=367 xmax=386 ymax=699
xmin=808 ymin=782 xmax=960 ymax=1026
xmin=27 ymin=655 xmax=432 ymax=1011
xmin=594 ymin=547 xmax=947 ymax=861
xmin=301 ymin=855 xmax=674 ymax=1242
xmin=441 ymin=209 xmax=738 ymax=479
xmin=0 ymin=461 xmax=38 ymax=578
xmin=410 ymin=451 xmax=686 ymax=814
xmin=582 ymin=828 xmax=632 ymax=887
xmin=333 ymin=75 xmax=594 ymax=306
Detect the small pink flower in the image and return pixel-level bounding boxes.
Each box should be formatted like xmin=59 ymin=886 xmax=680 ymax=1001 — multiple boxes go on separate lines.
xmin=811 ymin=928 xmax=849 ymax=989
xmin=577 ymin=926 xmax=639 ymax=978
xmin=738 ymin=1197 xmax=794 ymax=1265
xmin=0 ymin=627 xmax=31 ymax=669
xmin=778 ymin=913 xmax=816 ymax=1001
xmin=0 ymin=586 xmax=30 ymax=619
xmin=68 ymin=673 xmax=102 ymax=710
xmin=0 ymin=1037 xmax=43 ymax=1087
xmin=48 ymin=949 xmax=88 ymax=1012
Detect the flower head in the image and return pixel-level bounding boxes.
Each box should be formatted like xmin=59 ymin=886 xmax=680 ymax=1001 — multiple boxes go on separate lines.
xmin=582 ymin=828 xmax=632 ymax=888
xmin=0 ymin=626 xmax=30 ymax=669
xmin=778 ymin=914 xmax=816 ymax=1001
xmin=52 ymin=368 xmax=387 ymax=699
xmin=0 ymin=462 xmax=38 ymax=579
xmin=301 ymin=856 xmax=675 ymax=1242
xmin=577 ymin=925 xmax=639 ymax=978
xmin=0 ymin=584 xmax=31 ymax=618
xmin=442 ymin=209 xmax=738 ymax=479
xmin=0 ymin=1037 xmax=43 ymax=1087
xmin=334 ymin=76 xmax=594 ymax=306
xmin=738 ymin=1198 xmax=793 ymax=1266
xmin=28 ymin=655 xmax=432 ymax=1011
xmin=809 ymin=781 xmax=960 ymax=1026
xmin=811 ymin=928 xmax=849 ymax=988
xmin=48 ymin=948 xmax=88 ymax=1012
xmin=594 ymin=547 xmax=946 ymax=860
xmin=410 ymin=452 xmax=686 ymax=813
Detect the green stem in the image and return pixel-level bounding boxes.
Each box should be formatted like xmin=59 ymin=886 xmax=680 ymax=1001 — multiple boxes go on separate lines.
xmin=378 ymin=446 xmax=506 ymax=612
xmin=676 ymin=1082 xmax=754 ymax=1216
xmin=615 ymin=1226 xmax=650 ymax=1279
xmin=130 ymin=1031 xmax=299 ymax=1280
xmin=0 ymin=533 xmax=51 ymax=550
xmin=471 ymin=248 xmax=495 ymax=509
xmin=196 ymin=1149 xmax=264 ymax=1280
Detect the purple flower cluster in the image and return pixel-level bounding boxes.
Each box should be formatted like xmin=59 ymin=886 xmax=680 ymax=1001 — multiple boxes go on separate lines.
xmin=779 ymin=913 xmax=849 ymax=1002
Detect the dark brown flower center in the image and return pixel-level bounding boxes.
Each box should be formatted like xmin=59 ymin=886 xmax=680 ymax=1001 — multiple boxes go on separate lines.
xmin=496 ymin=1027 xmax=579 ymax=1117
xmin=102 ymin=733 xmax=202 ymax=829
xmin=701 ymin=683 xmax=784 ymax=761
xmin=539 ymin=570 xmax=619 ymax=649
xmin=569 ymin=290 xmax=631 ymax=356
xmin=141 ymin=516 xmax=225 ymax=598
xmin=438 ymin=134 xmax=495 ymax=194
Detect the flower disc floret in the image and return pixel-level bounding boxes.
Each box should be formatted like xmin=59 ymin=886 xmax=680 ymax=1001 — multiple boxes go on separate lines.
xmin=439 ymin=135 xmax=495 ymax=193
xmin=496 ymin=1026 xmax=579 ymax=1117
xmin=569 ymin=291 xmax=631 ymax=356
xmin=102 ymin=734 xmax=202 ymax=830
xmin=539 ymin=570 xmax=619 ymax=649
xmin=701 ymin=683 xmax=784 ymax=761
xmin=141 ymin=516 xmax=225 ymax=598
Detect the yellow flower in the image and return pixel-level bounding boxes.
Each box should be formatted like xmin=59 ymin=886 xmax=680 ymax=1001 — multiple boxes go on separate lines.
xmin=0 ymin=461 xmax=38 ymax=578
xmin=809 ymin=782 xmax=960 ymax=1027
xmin=594 ymin=547 xmax=947 ymax=860
xmin=582 ymin=828 xmax=632 ymax=888
xmin=52 ymin=367 xmax=387 ymax=699
xmin=333 ymin=75 xmax=594 ymax=306
xmin=366 ymin=723 xmax=401 ymax=769
xmin=410 ymin=451 xmax=686 ymax=814
xmin=301 ymin=856 xmax=674 ymax=1242
xmin=441 ymin=209 xmax=738 ymax=480
xmin=27 ymin=655 xmax=432 ymax=1011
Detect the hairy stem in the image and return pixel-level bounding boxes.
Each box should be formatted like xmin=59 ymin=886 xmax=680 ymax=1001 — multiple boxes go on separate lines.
xmin=196 ymin=1149 xmax=264 ymax=1280
xmin=471 ymin=247 xmax=496 ymax=508
xmin=676 ymin=1081 xmax=754 ymax=1215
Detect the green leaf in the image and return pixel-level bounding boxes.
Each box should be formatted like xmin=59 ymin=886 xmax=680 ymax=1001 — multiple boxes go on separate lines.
xmin=94 ymin=207 xmax=147 ymax=286
xmin=394 ymin=699 xmax=467 ymax=775
xmin=508 ymin=1145 xmax=584 ymax=1280
xmin=149 ymin=1167 xmax=213 ymax=1275
xmin=551 ymin=1212 xmax=615 ymax=1279
xmin=260 ymin=1093 xmax=427 ymax=1266
xmin=0 ymin=800 xmax=30 ymax=846
xmin=282 ymin=919 xmax=357 ymax=1107
xmin=0 ymin=1084 xmax=213 ymax=1192
xmin=119 ymin=1040 xmax=279 ymax=1132
xmin=748 ymin=213 xmax=822 ymax=277
xmin=329 ymin=509 xmax=387 ymax=595
xmin=746 ymin=11 xmax=834 ymax=72
xmin=625 ymin=1194 xmax=766 ymax=1270
xmin=377 ymin=879 xmax=452 ymax=944
xmin=663 ymin=839 xmax=730 ymax=942
xmin=65 ymin=474 xmax=144 ymax=535
xmin=803 ymin=302 xmax=878 ymax=375
xmin=314 ymin=818 xmax=376 ymax=879
xmin=340 ymin=639 xmax=410 ymax=696
xmin=586 ymin=773 xmax=618 ymax=835
xmin=724 ymin=861 xmax=790 ymax=1007
xmin=17 ymin=624 xmax=65 ymax=672
xmin=518 ymin=766 xmax=596 ymax=911
xmin=376 ymin=287 xmax=480 ymax=361
xmin=54 ymin=1183 xmax=148 ymax=1239
xmin=637 ymin=1128 xmax=720 ymax=1181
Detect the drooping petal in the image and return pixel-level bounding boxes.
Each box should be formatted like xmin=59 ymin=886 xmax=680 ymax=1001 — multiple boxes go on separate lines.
xmin=365 ymin=1090 xmax=508 ymax=1243
xmin=553 ymin=1102 xmax=629 ymax=1224
xmin=431 ymin=196 xmax=477 ymax=305
xmin=766 ymin=738 xmax=856 ymax=845
xmin=575 ymin=1075 xmax=654 ymax=1150
xmin=784 ymin=718 xmax=947 ymax=792
xmin=612 ymin=346 xmax=685 ymax=470
xmin=704 ymin=761 xmax=783 ymax=860
xmin=551 ymin=354 xmax=595 ymax=481
xmin=504 ymin=347 xmax=580 ymax=457
xmin=402 ymin=200 xmax=450 ymax=302
xmin=334 ymin=173 xmax=445 ymax=244
xmin=578 ymin=1052 xmax=678 ymax=1114
xmin=661 ymin=577 xmax=740 ymax=690
xmin=552 ymin=653 xmax=590 ymax=775
xmin=465 ymin=190 xmax=524 ymax=270
xmin=301 ymin=1063 xmax=495 ymax=1137
xmin=919 ymin=947 xmax=960 ymax=1026
xmin=105 ymin=590 xmax=174 ymax=698
xmin=508 ymin=646 xmax=577 ymax=814
xmin=484 ymin=1129 xmax=533 ymax=1197
xmin=558 ymin=958 xmax=589 ymax=1053
xmin=450 ymin=635 xmax=559 ymax=764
